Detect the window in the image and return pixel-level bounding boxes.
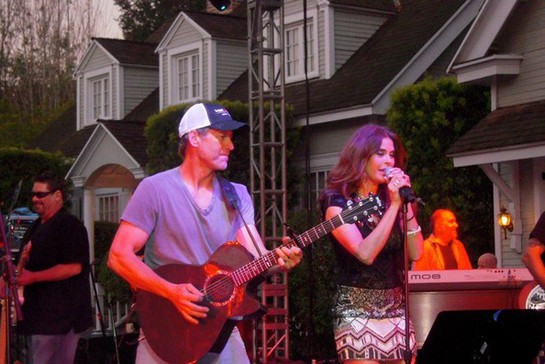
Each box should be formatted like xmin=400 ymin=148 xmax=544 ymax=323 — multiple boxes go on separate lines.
xmin=97 ymin=194 xmax=119 ymax=223
xmin=309 ymin=170 xmax=328 ymax=209
xmin=176 ymin=52 xmax=200 ymax=102
xmin=285 ymin=20 xmax=317 ymax=82
xmin=92 ymin=77 xmax=110 ymax=119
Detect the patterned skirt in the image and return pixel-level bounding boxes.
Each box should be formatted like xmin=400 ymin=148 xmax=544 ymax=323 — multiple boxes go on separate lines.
xmin=333 ymin=285 xmax=416 ymax=361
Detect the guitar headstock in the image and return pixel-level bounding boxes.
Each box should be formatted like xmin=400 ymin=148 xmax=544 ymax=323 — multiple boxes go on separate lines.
xmin=341 ymin=193 xmax=384 ymax=224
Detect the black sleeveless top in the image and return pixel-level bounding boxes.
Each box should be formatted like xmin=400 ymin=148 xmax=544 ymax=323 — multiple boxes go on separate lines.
xmin=320 ymin=191 xmax=405 ymax=290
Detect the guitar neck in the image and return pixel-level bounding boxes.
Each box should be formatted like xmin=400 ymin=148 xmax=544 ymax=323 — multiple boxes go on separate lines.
xmin=231 ymin=214 xmax=345 ymax=286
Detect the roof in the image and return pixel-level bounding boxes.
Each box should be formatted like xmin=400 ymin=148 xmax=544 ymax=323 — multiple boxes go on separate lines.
xmin=28 ymin=103 xmax=78 ymax=156
xmin=221 ymin=0 xmax=466 ymax=117
xmin=330 ymin=0 xmax=399 ymax=12
xmin=146 ymin=18 xmax=175 ymax=44
xmin=183 ymin=11 xmax=247 ymax=41
xmin=93 ymin=38 xmax=159 ymax=67
xmin=100 ymin=120 xmax=148 ymax=166
xmin=447 ymin=99 xmax=545 ymax=156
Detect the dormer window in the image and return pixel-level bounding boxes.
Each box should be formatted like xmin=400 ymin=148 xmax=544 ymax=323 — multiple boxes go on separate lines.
xmin=285 ymin=18 xmax=318 ymax=82
xmin=92 ymin=77 xmax=110 ymax=119
xmin=176 ymin=51 xmax=201 ymax=102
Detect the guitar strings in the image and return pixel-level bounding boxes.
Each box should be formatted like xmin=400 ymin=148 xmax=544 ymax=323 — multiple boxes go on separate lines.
xmin=198 ymin=199 xmax=380 ymax=300
xmin=198 ymin=218 xmax=342 ymax=300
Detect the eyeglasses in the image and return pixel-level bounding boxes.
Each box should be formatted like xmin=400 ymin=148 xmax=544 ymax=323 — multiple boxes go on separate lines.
xmin=31 ymin=191 xmax=55 ymax=199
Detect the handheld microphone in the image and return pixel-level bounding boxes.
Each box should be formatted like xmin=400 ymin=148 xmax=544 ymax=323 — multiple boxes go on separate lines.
xmin=383 ymin=167 xmax=417 ymax=204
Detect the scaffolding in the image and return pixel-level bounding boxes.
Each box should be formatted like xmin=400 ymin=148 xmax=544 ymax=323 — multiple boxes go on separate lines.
xmin=247 ymin=1 xmax=288 ymax=362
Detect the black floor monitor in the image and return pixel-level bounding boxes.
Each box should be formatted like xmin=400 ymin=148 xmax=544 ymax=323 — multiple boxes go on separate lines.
xmin=417 ymin=309 xmax=545 ymax=364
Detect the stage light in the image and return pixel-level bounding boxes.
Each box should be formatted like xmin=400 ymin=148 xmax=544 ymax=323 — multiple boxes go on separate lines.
xmin=210 ymin=0 xmax=231 ymax=11
xmin=497 ymin=207 xmax=513 ymax=239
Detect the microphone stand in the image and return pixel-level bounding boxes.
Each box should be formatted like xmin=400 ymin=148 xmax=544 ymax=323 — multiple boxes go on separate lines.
xmin=401 ymin=202 xmax=412 ymax=364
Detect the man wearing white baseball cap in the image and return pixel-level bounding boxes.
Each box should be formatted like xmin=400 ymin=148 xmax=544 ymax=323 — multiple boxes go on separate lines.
xmin=108 ymin=102 xmax=303 ymax=363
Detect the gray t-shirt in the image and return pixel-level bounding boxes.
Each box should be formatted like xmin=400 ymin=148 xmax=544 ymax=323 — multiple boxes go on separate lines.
xmin=121 ymin=167 xmax=255 ymax=269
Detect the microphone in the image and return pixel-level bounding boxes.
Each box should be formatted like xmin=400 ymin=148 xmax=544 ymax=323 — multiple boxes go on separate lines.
xmin=383 ymin=167 xmax=417 ymax=204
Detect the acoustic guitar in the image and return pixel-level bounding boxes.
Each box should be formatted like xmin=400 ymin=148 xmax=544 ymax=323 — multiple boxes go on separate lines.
xmin=135 ymin=194 xmax=383 ymax=363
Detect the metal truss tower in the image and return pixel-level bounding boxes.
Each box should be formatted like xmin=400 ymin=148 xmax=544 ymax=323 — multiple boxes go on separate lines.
xmin=247 ymin=1 xmax=288 ymax=362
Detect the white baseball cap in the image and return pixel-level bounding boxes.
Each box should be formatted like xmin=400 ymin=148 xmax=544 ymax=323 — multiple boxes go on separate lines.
xmin=178 ymin=103 xmax=246 ymax=138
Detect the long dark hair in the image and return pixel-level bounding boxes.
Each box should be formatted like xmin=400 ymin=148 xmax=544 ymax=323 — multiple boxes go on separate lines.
xmin=323 ymin=124 xmax=407 ymax=199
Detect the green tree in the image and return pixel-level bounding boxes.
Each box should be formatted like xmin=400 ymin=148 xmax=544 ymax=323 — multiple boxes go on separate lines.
xmin=0 ymin=148 xmax=72 ymax=213
xmin=387 ymin=76 xmax=493 ymax=264
xmin=114 ymin=0 xmax=207 ymax=41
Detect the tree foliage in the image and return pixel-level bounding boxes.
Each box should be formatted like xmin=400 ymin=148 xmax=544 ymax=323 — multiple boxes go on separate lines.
xmin=114 ymin=0 xmax=207 ymax=41
xmin=387 ymin=76 xmax=493 ymax=263
xmin=0 ymin=148 xmax=72 ymax=214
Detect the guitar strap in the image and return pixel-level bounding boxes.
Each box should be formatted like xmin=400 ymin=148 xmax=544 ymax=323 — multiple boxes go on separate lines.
xmin=217 ymin=175 xmax=265 ymax=257
xmin=214 ymin=176 xmax=267 ymax=354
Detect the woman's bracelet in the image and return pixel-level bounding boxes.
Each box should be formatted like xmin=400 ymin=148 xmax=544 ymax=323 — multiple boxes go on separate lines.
xmin=407 ymin=225 xmax=421 ymax=237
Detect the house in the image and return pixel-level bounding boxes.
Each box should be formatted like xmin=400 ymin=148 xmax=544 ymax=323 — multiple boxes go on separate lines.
xmin=28 ymin=0 xmax=485 ymax=264
xmin=447 ymin=0 xmax=545 ymax=267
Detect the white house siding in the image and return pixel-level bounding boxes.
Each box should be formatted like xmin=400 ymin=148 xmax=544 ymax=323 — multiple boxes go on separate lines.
xmin=300 ymin=120 xmax=366 ymax=173
xmin=215 ymin=40 xmax=247 ymax=97
xmin=283 ymin=0 xmax=316 ymax=16
xmin=160 ymin=16 xmax=204 ymax=107
xmin=498 ymin=159 xmax=534 ymax=268
xmin=123 ymin=67 xmax=159 ymax=117
xmin=333 ymin=10 xmax=387 ymax=71
xmin=495 ymin=0 xmax=545 ymax=108
xmin=85 ymin=48 xmax=113 ymax=72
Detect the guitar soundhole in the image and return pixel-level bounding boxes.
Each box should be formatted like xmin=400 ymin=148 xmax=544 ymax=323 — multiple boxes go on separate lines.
xmin=204 ymin=272 xmax=235 ymax=306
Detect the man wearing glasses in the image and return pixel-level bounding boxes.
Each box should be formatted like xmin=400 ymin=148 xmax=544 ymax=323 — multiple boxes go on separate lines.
xmin=14 ymin=171 xmax=92 ymax=363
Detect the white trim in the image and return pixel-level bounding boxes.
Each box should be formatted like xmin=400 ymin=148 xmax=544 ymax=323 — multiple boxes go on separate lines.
xmin=452 ymin=143 xmax=545 ymax=167
xmin=321 ymin=2 xmax=334 ymax=79
xmin=451 ymin=54 xmax=523 ymax=84
xmin=156 ymin=13 xmax=210 ymax=53
xmin=116 ymin=65 xmax=124 ymax=120
xmin=294 ymin=104 xmax=374 ymax=126
xmin=84 ymin=69 xmax=113 ymax=126
xmin=159 ymin=51 xmax=165 ymax=110
xmin=66 ymin=124 xmax=142 ymax=180
xmin=373 ymin=0 xmax=484 ymax=113
xmin=448 ymin=0 xmax=518 ymax=71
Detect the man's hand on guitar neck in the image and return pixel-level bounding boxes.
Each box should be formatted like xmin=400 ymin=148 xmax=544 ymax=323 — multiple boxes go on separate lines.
xmin=168 ymin=282 xmax=209 ymax=325
xmin=273 ymin=237 xmax=303 ymax=273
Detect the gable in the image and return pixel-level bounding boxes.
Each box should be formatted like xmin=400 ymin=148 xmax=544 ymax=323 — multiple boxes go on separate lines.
xmin=67 ymin=124 xmax=144 ymax=182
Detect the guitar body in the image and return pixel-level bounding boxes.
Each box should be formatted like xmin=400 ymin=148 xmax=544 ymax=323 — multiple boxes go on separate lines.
xmin=134 ymin=194 xmax=384 ymax=363
xmin=135 ymin=242 xmax=265 ymax=364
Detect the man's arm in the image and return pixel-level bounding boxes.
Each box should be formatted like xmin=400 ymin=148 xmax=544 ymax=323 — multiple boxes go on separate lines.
xmin=17 ymin=263 xmax=81 ymax=286
xmin=522 ymin=238 xmax=545 ymax=288
xmin=107 ymin=220 xmax=208 ymax=324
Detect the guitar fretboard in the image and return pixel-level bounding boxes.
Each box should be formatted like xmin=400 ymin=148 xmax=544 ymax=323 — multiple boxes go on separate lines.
xmin=231 ymin=195 xmax=381 ymax=286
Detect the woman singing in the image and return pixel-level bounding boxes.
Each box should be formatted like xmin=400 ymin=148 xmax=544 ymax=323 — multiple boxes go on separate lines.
xmin=320 ymin=124 xmax=423 ymax=364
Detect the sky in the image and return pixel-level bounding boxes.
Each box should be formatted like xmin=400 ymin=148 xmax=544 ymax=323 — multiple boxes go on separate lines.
xmin=94 ymin=0 xmax=123 ymax=39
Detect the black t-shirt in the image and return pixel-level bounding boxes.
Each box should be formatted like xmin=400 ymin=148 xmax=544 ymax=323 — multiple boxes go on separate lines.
xmin=320 ymin=191 xmax=404 ymax=290
xmin=19 ymin=210 xmax=93 ymax=335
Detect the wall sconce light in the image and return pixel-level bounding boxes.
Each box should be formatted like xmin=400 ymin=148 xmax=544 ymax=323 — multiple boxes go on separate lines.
xmin=497 ymin=207 xmax=514 ymax=239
